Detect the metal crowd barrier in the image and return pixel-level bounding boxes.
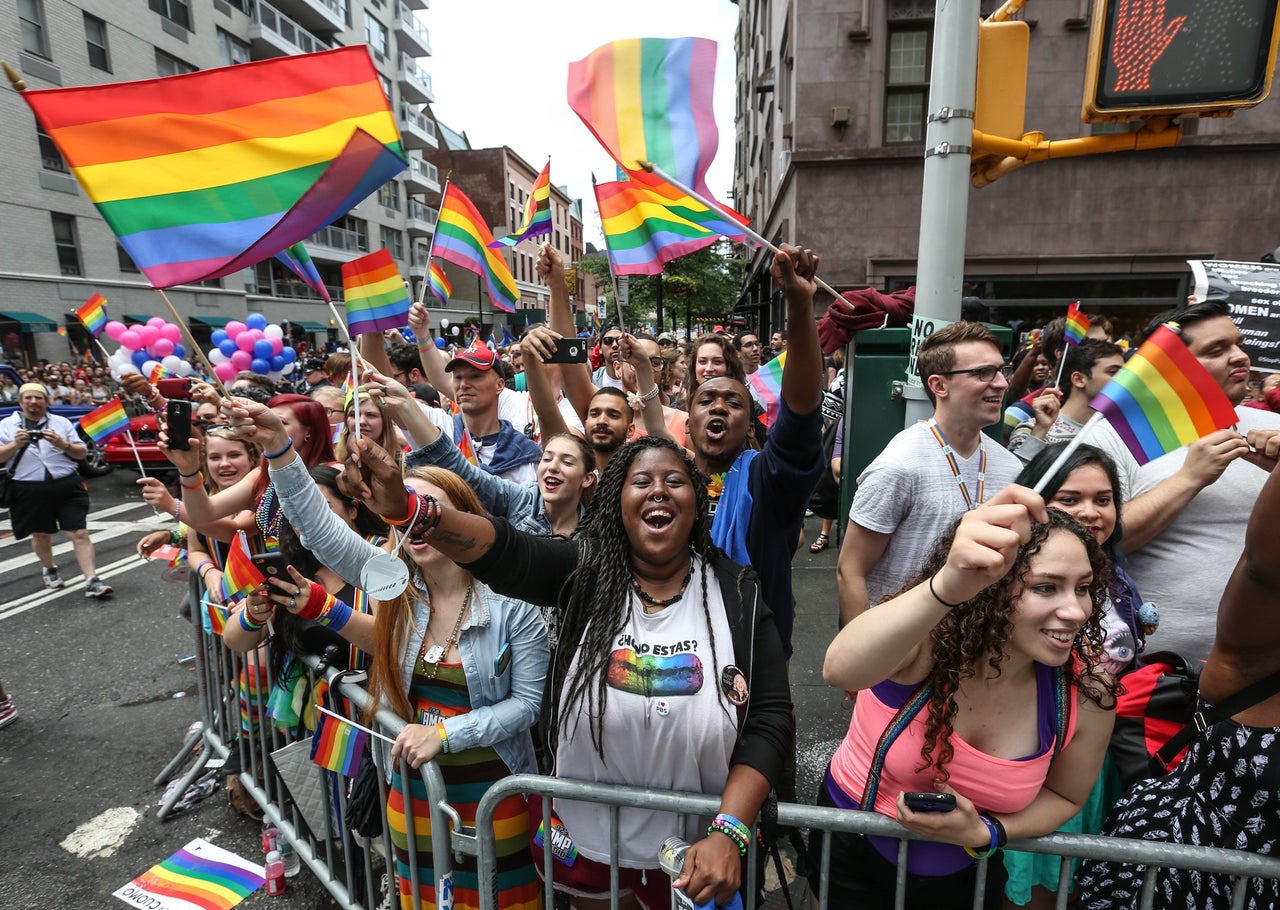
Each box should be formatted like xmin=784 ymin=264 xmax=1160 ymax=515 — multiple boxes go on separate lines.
xmin=156 ymin=573 xmax=1280 ymax=910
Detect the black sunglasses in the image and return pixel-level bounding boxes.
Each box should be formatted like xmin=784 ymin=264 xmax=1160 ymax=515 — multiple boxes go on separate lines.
xmin=601 ymin=335 xmax=622 ymax=346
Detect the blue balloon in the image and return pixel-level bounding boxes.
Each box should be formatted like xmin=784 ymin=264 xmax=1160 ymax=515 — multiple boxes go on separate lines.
xmin=218 ymin=339 xmax=237 ymax=357
xmin=173 ymin=344 xmax=185 ymax=358
xmin=210 ymin=329 xmax=228 ymax=346
xmin=131 ymin=349 xmax=149 ymax=367
xmin=269 ymin=354 xmax=285 ymax=372
xmin=281 ymin=347 xmax=297 ymax=364
xmin=245 ymin=313 xmax=268 ymax=330
xmin=253 ymin=339 xmax=274 ymax=359
xmin=250 ymin=357 xmax=271 ymax=375
xmin=434 ymin=337 xmax=446 ymax=349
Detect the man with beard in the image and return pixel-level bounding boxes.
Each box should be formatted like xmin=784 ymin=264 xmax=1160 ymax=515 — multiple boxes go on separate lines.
xmin=444 ymin=340 xmax=543 ymax=484
xmin=584 ymin=387 xmax=634 ymax=473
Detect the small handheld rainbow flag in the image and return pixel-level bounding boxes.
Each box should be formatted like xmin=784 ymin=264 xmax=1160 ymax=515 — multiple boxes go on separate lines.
xmin=276 ymin=241 xmax=331 ymax=302
xmin=310 ymin=709 xmax=368 ymax=778
xmin=148 ymin=363 xmax=174 ymax=384
xmin=430 ymin=182 xmax=519 ymax=313
xmin=746 ymin=352 xmax=786 ymax=428
xmin=1090 ymin=323 xmax=1238 ymax=465
xmin=1064 ymin=302 xmax=1091 ymax=347
xmin=490 ymin=160 xmax=553 ymax=248
xmin=78 ymin=398 xmax=130 ymax=443
xmin=457 ymin=427 xmax=479 ymax=466
xmin=75 ymin=293 xmax=109 ymax=336
xmin=342 ymin=248 xmax=411 ymax=335
xmin=427 ymin=260 xmax=452 ymax=303
xmin=206 ymin=601 xmax=229 ymax=637
xmin=222 ymin=532 xmax=266 ymax=602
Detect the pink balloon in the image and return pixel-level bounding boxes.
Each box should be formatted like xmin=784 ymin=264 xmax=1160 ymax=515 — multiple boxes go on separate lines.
xmin=137 ymin=326 xmax=160 ymax=347
xmin=236 ymin=332 xmax=257 ymax=352
xmin=118 ymin=330 xmax=141 ymax=350
xmin=269 ymin=337 xmax=283 ymax=354
xmin=230 ymin=350 xmax=253 ymax=371
xmin=225 ymin=320 xmax=246 ymax=338
xmin=214 ymin=362 xmax=238 ymax=383
xmin=248 ymin=329 xmax=265 ymax=342
xmin=152 ymin=338 xmax=175 ymax=357
xmin=147 ymin=317 xmax=166 ymax=328
xmin=160 ymin=324 xmax=183 ymax=343
xmin=104 ymin=321 xmax=126 ymax=341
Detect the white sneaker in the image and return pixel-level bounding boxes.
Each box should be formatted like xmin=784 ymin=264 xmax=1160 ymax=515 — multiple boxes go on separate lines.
xmin=84 ymin=576 xmax=113 ymax=599
xmin=42 ymin=567 xmax=63 ymax=589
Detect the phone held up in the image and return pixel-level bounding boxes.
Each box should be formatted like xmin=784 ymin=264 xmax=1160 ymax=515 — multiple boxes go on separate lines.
xmin=249 ymin=551 xmax=290 ymax=579
xmin=543 ymin=339 xmax=588 ymax=364
xmin=156 ymin=377 xmax=192 ymax=399
xmin=903 ymin=791 xmax=957 ymax=813
xmin=166 ymin=399 xmax=192 ymax=451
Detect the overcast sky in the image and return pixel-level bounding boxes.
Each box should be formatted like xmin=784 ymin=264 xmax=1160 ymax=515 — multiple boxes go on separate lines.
xmin=421 ymin=0 xmax=740 ymax=244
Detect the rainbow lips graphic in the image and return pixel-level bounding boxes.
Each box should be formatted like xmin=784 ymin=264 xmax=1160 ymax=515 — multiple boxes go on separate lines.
xmin=606 ymin=649 xmax=704 ymax=696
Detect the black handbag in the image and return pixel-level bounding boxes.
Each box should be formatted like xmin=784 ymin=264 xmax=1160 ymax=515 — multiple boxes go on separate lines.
xmin=0 ymin=442 xmax=32 ymax=508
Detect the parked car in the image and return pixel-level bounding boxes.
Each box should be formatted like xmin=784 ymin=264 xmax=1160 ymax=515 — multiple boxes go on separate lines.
xmin=102 ymin=412 xmax=174 ymax=474
xmin=0 ymin=364 xmax=113 ymax=477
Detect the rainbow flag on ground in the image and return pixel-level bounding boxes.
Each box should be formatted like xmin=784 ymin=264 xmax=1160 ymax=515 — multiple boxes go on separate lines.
xmin=430 ymin=183 xmax=519 ymax=313
xmin=76 ymin=293 xmax=109 ymax=336
xmin=276 ymin=241 xmax=330 ymax=302
xmin=747 ymin=352 xmax=786 ymax=428
xmin=222 ymin=533 xmax=266 ymax=602
xmin=490 ymin=160 xmax=553 ymax=248
xmin=1064 ymin=302 xmax=1091 ymax=346
xmin=78 ymin=398 xmax=130 ymax=443
xmin=568 ymin=37 xmax=720 ymax=197
xmin=112 ymin=838 xmax=264 ymax=910
xmin=427 ymin=260 xmax=452 ymax=303
xmin=342 ymin=249 xmax=411 ymax=335
xmin=20 ymin=46 xmax=406 ymax=288
xmin=310 ymin=710 xmax=368 ymax=778
xmin=1090 ymin=323 xmax=1238 ymax=465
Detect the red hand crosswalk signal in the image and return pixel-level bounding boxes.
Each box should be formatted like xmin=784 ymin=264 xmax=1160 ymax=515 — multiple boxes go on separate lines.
xmin=1083 ymin=0 xmax=1280 ymax=120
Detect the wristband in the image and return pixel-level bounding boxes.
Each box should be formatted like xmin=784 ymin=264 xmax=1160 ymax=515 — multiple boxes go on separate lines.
xmin=170 ymin=529 xmax=184 ymax=547
xmin=297 ymin=582 xmax=332 ymax=620
xmin=928 ymin=573 xmax=967 ymax=609
xmin=986 ymin=814 xmax=1008 ymax=849
xmin=179 ymin=468 xmax=202 ymax=478
xmin=180 ymin=472 xmax=204 ymax=490
xmin=173 ymin=502 xmax=183 ymax=523
xmin=707 ymin=813 xmax=751 ymax=857
xmin=318 ymin=596 xmax=353 ymax=631
xmin=382 ymin=489 xmax=422 ymax=526
xmin=407 ymin=495 xmax=442 ymax=540
xmin=964 ymin=815 xmax=1000 ymax=859
xmin=238 ymin=608 xmax=266 ymax=632
xmin=194 ymin=560 xmax=213 ymax=576
xmin=436 ymin=722 xmax=449 ymax=754
xmin=640 ymin=383 xmax=661 ymax=402
xmin=265 ymin=438 xmax=293 ymax=460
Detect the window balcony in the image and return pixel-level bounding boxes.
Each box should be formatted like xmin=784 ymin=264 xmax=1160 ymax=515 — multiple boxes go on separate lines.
xmin=250 ymin=0 xmax=330 ymax=59
xmin=406 ymin=199 xmax=438 ymax=237
xmin=399 ymin=102 xmax=439 ymax=149
xmin=398 ymin=53 xmax=434 ymax=104
xmin=394 ymin=4 xmax=431 ymax=57
xmin=269 ymin=0 xmax=346 ymax=35
xmin=403 ymin=155 xmax=439 ymax=195
xmin=401 ymin=0 xmax=428 ymax=10
xmin=307 ymin=225 xmax=370 ymax=260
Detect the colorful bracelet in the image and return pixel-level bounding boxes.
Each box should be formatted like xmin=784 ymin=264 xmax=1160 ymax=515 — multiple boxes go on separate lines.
xmin=238 ymin=608 xmax=266 ymax=632
xmin=964 ymin=816 xmax=1000 ymax=859
xmin=179 ymin=468 xmax=201 ymax=478
xmin=318 ymin=596 xmax=353 ymax=631
xmin=407 ymin=495 xmax=442 ymax=539
xmin=707 ymin=813 xmax=752 ymax=857
xmin=180 ymin=472 xmax=204 ymax=490
xmin=436 ymin=721 xmax=449 ymax=754
xmin=296 ymin=583 xmax=331 ymax=620
xmin=172 ymin=502 xmax=183 ymax=523
xmin=986 ymin=814 xmax=1008 ymax=849
xmin=264 ymin=439 xmax=293 ymax=460
xmin=382 ymin=489 xmax=423 ymax=526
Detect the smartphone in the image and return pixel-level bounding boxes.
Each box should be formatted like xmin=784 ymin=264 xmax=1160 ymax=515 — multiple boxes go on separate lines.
xmin=156 ymin=377 xmax=192 ymax=399
xmin=249 ymin=551 xmax=290 ymax=579
xmin=166 ymin=399 xmax=192 ymax=450
xmin=903 ymin=792 xmax=956 ymax=813
xmin=544 ymin=340 xmax=588 ymax=364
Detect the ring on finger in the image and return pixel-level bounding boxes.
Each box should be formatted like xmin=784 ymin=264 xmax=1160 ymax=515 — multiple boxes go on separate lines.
xmin=290 ymin=598 xmax=296 ymax=608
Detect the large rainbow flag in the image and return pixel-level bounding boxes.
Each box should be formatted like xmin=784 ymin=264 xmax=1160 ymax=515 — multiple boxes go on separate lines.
xmin=78 ymin=398 xmax=130 ymax=443
xmin=568 ymin=37 xmax=719 ymax=197
xmin=490 ymin=160 xmax=553 ymax=248
xmin=20 ymin=46 xmax=406 ymax=288
xmin=1090 ymin=323 xmax=1238 ymax=465
xmin=430 ymin=183 xmax=519 ymax=314
xmin=112 ymin=838 xmax=264 ymax=910
xmin=342 ymin=249 xmax=411 ymax=335
xmin=75 ymin=293 xmax=109 ymax=336
xmin=594 ymin=175 xmax=746 ymax=275
xmin=747 ymin=352 xmax=786 ymax=428
xmin=310 ymin=710 xmax=368 ymax=779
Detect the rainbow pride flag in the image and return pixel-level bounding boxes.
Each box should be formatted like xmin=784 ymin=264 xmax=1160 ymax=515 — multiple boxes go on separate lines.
xmin=457 ymin=428 xmax=479 ymax=466
xmin=76 ymin=293 xmax=109 ymax=336
xmin=431 ymin=183 xmax=519 ymax=313
xmin=149 ymin=363 xmax=174 ymax=384
xmin=276 ymin=241 xmax=330 ymax=302
xmin=747 ymin=352 xmax=786 ymax=428
xmin=113 ymin=838 xmax=264 ymax=910
xmin=21 ymin=46 xmax=406 ymax=288
xmin=1090 ymin=323 xmax=1238 ymax=465
xmin=342 ymin=249 xmax=411 ymax=335
xmin=206 ymin=601 xmax=229 ymax=637
xmin=310 ymin=710 xmax=368 ymax=778
xmin=222 ymin=533 xmax=266 ymax=602
xmin=594 ymin=175 xmax=746 ymax=275
xmin=1064 ymin=302 xmax=1091 ymax=346
xmin=568 ymin=37 xmax=719 ymax=197
xmin=490 ymin=160 xmax=553 ymax=248
xmin=78 ymin=398 xmax=130 ymax=443
xmin=427 ymin=261 xmax=452 ymax=303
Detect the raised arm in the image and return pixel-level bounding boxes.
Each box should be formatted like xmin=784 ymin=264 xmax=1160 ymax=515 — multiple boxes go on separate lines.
xmin=770 ymin=245 xmax=823 ymax=416
xmin=407 ymin=302 xmax=454 ymax=396
xmin=537 ymin=244 xmax=595 ymax=416
xmin=518 ymin=326 xmax=572 ymax=440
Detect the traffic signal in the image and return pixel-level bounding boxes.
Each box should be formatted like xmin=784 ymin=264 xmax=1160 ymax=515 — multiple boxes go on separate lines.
xmin=1083 ymin=0 xmax=1280 ymax=121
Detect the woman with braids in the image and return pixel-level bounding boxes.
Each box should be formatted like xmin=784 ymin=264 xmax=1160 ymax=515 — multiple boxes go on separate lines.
xmin=813 ymin=485 xmax=1117 ymax=910
xmin=322 ymin=423 xmax=793 ymax=910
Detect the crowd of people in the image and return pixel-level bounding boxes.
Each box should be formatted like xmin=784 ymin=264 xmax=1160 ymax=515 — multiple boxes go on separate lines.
xmin=8 ymin=238 xmax=1280 ymax=909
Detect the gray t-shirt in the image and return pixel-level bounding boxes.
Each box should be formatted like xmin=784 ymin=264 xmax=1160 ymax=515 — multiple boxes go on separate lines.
xmin=848 ymin=421 xmax=1024 ymax=609
xmin=1089 ymin=405 xmax=1280 ymax=659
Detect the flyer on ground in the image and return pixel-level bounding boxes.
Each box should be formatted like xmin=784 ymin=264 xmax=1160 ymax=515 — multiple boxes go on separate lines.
xmin=113 ymin=838 xmax=265 ymax=910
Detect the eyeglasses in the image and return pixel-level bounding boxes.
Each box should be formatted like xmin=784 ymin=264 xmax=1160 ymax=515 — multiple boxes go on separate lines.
xmin=648 ymin=357 xmax=665 ymax=369
xmin=601 ymin=335 xmax=621 ymax=346
xmin=939 ymin=364 xmax=1013 ymax=383
xmin=324 ymin=407 xmax=343 ymax=416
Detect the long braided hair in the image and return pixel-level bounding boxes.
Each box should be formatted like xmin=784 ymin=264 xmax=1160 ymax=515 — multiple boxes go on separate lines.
xmin=554 ymin=435 xmax=736 ymax=763
xmin=896 ymin=510 xmax=1117 ymax=782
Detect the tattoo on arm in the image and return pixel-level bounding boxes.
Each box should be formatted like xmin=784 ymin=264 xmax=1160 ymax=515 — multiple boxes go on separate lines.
xmin=432 ymin=528 xmax=490 ymax=556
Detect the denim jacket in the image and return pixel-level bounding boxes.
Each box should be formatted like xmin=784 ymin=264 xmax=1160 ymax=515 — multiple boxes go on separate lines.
xmin=269 ymin=456 xmax=547 ymax=775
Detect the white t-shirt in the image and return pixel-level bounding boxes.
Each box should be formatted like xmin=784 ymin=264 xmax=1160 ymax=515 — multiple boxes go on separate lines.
xmin=497 ymin=388 xmax=584 ymax=442
xmin=1088 ymin=405 xmax=1280 ymax=658
xmin=848 ymin=421 xmax=1023 ymax=609
xmin=554 ymin=559 xmax=738 ymax=867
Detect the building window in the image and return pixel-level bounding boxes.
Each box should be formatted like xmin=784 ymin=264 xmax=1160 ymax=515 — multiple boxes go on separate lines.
xmin=380 ymin=226 xmax=404 ymax=260
xmin=156 ymin=49 xmax=197 ymax=76
xmin=336 ymin=215 xmax=369 ymax=252
xmin=149 ymin=0 xmax=191 ymax=31
xmin=37 ymin=129 xmax=67 ymax=172
xmin=377 ymin=182 xmax=401 ymax=210
xmin=84 ymin=13 xmax=111 ymax=70
xmin=216 ymin=29 xmax=250 ymax=67
xmin=18 ymin=0 xmax=49 ymax=57
xmin=117 ymin=242 xmax=140 ymax=273
xmin=885 ymin=27 xmax=931 ymax=143
xmin=378 ymin=74 xmax=392 ymax=102
xmin=364 ymin=13 xmax=389 ymax=60
xmin=51 ymin=213 xmax=82 ymax=277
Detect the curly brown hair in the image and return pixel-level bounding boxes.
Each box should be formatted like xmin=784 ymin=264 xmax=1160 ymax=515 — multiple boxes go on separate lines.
xmin=894 ymin=510 xmax=1117 ymax=781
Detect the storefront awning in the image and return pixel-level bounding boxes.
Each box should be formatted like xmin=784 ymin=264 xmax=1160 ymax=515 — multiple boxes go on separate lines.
xmin=0 ymin=311 xmax=59 ymax=333
xmin=123 ymin=313 xmax=152 ymax=325
xmin=188 ymin=315 xmax=232 ymax=327
xmin=289 ymin=320 xmax=327 ymax=332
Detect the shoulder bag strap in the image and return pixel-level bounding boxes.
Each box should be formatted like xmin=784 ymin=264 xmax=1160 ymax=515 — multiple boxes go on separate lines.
xmin=1153 ymin=665 xmax=1280 ymax=772
xmin=5 ymin=440 xmax=32 ymax=474
xmin=862 ymin=681 xmax=932 ymax=809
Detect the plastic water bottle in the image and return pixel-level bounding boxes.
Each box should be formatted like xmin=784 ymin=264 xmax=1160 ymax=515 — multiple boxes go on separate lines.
xmin=264 ymin=850 xmax=286 ymax=896
xmin=279 ymin=835 xmax=301 ymax=877
xmin=658 ymin=837 xmax=697 ymax=910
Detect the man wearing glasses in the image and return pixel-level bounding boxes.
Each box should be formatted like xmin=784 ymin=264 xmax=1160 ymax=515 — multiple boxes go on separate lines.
xmin=836 ymin=322 xmax=1023 ymax=625
xmin=591 ymin=327 xmax=627 ymax=391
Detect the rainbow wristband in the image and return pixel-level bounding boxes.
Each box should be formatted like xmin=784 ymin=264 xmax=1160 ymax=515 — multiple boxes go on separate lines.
xmin=964 ymin=816 xmax=1000 ymax=859
xmin=707 ymin=814 xmax=751 ymax=857
xmin=238 ymin=608 xmax=266 ymax=632
xmin=436 ymin=722 xmax=449 ymax=754
xmin=318 ymin=596 xmax=353 ymax=631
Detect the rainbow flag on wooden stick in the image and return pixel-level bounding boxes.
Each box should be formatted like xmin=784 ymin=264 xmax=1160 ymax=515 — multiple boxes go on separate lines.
xmin=1064 ymin=302 xmax=1091 ymax=346
xmin=1090 ymin=323 xmax=1238 ymax=465
xmin=490 ymin=160 xmax=553 ymax=248
xmin=222 ymin=533 xmax=266 ymax=602
xmin=427 ymin=261 xmax=452 ymax=303
xmin=430 ymin=183 xmax=518 ymax=313
xmin=747 ymin=352 xmax=786 ymax=428
xmin=206 ymin=601 xmax=229 ymax=637
xmin=342 ymin=249 xmax=411 ymax=335
xmin=78 ymin=398 xmax=130 ymax=443
xmin=310 ymin=710 xmax=368 ymax=778
xmin=276 ymin=241 xmax=330 ymax=302
xmin=19 ymin=46 xmax=406 ymax=288
xmin=76 ymin=293 xmax=109 ymax=336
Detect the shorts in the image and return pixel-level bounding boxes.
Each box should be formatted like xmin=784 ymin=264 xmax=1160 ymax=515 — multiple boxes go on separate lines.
xmin=10 ymin=474 xmax=89 ymax=540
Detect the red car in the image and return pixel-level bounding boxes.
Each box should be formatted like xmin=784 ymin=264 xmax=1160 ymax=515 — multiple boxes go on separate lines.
xmin=103 ymin=413 xmax=172 ymax=473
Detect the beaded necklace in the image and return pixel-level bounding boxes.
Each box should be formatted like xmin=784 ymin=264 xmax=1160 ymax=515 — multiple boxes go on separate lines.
xmin=631 ymin=564 xmax=694 ymax=613
xmin=416 ymin=583 xmax=473 ymax=680
xmin=254 ymin=482 xmax=283 ymax=542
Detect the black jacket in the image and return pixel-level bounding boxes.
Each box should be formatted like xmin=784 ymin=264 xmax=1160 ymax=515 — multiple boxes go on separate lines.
xmin=462 ymin=518 xmax=795 ymax=788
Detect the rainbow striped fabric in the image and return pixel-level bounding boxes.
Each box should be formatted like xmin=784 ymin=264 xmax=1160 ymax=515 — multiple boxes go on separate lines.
xmin=567 ymin=37 xmax=719 ymax=196
xmin=78 ymin=398 xmax=130 ymax=443
xmin=456 ymin=427 xmax=479 ymax=466
xmin=1090 ymin=323 xmax=1238 ymax=465
xmin=746 ymin=352 xmax=786 ymax=427
xmin=1064 ymin=302 xmax=1091 ymax=346
xmin=276 ymin=241 xmax=330 ymax=302
xmin=206 ymin=601 xmax=229 ymax=637
xmin=427 ymin=261 xmax=452 ymax=303
xmin=148 ymin=363 xmax=174 ymax=384
xmin=222 ymin=532 xmax=266 ymax=602
xmin=490 ymin=160 xmax=553 ymax=248
xmin=310 ymin=710 xmax=368 ymax=778
xmin=342 ymin=249 xmax=411 ymax=335
xmin=21 ymin=46 xmax=406 ymax=288
xmin=431 ymin=183 xmax=519 ymax=313
xmin=117 ymin=838 xmax=264 ymax=910
xmin=76 ymin=293 xmax=109 ymax=336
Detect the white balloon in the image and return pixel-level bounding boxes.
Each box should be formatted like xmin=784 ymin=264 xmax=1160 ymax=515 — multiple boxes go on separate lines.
xmin=268 ymin=370 xmax=284 ymax=384
xmin=143 ymin=360 xmax=160 ymax=374
xmin=264 ymin=325 xmax=284 ymax=339
xmin=116 ymin=364 xmax=140 ymax=375
xmin=161 ymin=355 xmax=183 ymax=371
xmin=177 ymin=361 xmax=194 ymax=377
xmin=208 ymin=349 xmax=228 ymax=365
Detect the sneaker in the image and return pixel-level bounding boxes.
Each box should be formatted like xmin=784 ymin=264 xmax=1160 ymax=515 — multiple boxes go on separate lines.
xmin=42 ymin=567 xmax=63 ymax=589
xmin=84 ymin=576 xmax=113 ymax=599
xmin=0 ymin=699 xmax=17 ymax=729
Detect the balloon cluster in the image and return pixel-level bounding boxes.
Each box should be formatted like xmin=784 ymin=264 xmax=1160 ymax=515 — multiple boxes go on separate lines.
xmin=104 ymin=317 xmax=195 ymax=378
xmin=206 ymin=313 xmax=297 ymax=385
